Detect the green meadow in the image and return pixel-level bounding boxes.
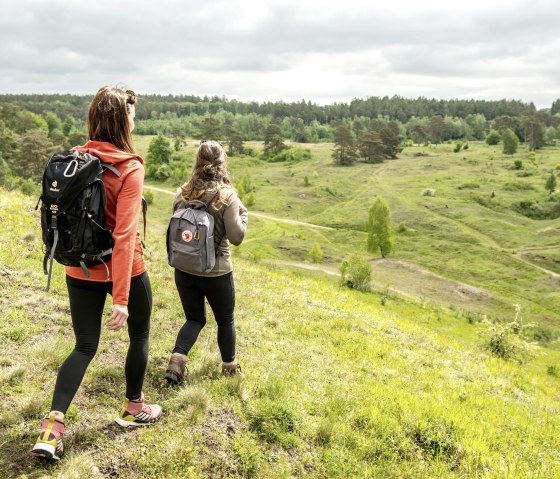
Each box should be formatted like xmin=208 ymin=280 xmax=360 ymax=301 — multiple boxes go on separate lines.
xmin=1 ymin=139 xmax=560 ymax=478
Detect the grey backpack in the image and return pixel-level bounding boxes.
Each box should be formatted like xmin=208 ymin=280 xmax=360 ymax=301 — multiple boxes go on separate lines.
xmin=166 ymin=199 xmax=216 ymax=273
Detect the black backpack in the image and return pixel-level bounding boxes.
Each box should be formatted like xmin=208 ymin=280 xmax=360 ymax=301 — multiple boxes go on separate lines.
xmin=37 ymin=150 xmax=122 ymax=290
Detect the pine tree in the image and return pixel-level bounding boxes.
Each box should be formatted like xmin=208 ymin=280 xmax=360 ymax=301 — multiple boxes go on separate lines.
xmin=366 ymin=196 xmax=394 ymax=258
xmin=199 ymin=116 xmax=222 ymax=141
xmin=358 ymin=130 xmax=384 ymax=163
xmin=263 ymin=122 xmax=286 ymax=157
xmin=332 ymin=124 xmax=357 ymax=165
xmin=224 ymin=124 xmax=245 ymax=156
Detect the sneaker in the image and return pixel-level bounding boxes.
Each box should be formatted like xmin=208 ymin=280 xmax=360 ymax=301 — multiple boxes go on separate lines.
xmin=222 ymin=361 xmax=243 ymax=377
xmin=115 ymin=393 xmax=162 ymax=428
xmin=31 ymin=412 xmax=64 ymax=460
xmin=165 ymin=352 xmax=187 ymax=386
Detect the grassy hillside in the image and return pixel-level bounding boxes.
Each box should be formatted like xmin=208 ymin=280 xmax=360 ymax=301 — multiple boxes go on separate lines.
xmin=1 ymin=188 xmax=560 ymax=478
xmin=137 ymin=137 xmax=560 ymax=340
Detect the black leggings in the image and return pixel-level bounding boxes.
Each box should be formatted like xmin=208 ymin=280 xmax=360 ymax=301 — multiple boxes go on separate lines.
xmin=173 ymin=270 xmax=236 ymax=363
xmin=50 ymin=272 xmax=152 ymax=413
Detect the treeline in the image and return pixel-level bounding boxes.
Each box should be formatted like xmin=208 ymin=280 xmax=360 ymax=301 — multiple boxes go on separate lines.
xmin=2 ymin=94 xmax=560 ymax=147
xmin=0 ymin=93 xmax=533 ymax=123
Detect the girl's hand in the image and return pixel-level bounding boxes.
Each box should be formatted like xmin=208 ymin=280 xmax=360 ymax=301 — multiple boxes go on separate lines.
xmin=106 ymin=304 xmax=129 ymax=331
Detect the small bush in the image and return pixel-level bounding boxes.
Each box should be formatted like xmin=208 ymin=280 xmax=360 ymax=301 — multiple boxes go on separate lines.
xmin=244 ymin=192 xmax=255 ymax=207
xmin=396 ymin=222 xmax=407 ymax=233
xmin=307 ymin=243 xmax=324 ymax=263
xmin=515 ymin=200 xmax=550 ymax=220
xmin=503 ymin=182 xmax=535 ymax=191
xmin=453 ymin=143 xmax=462 ymax=153
xmin=143 ymin=189 xmax=154 ymax=205
xmin=463 ymin=143 xmax=469 ymax=150
xmin=421 ymin=188 xmax=436 ymax=197
xmin=547 ymin=365 xmax=559 ymax=377
xmin=514 ymin=160 xmax=523 ymax=170
xmin=481 ymin=305 xmax=536 ymax=364
xmin=458 ymin=183 xmax=480 ymax=190
xmin=267 ymin=147 xmax=311 ymax=163
xmin=340 ymin=256 xmax=372 ymax=292
xmin=304 ymin=175 xmax=310 ymax=186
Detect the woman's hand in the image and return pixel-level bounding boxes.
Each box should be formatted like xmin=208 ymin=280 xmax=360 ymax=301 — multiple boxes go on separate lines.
xmin=106 ymin=304 xmax=129 ymax=331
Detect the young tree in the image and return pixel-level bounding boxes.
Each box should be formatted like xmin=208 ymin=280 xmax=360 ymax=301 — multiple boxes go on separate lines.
xmin=485 ymin=130 xmax=501 ymax=145
xmin=502 ymin=129 xmax=519 ymax=155
xmin=332 ymin=123 xmax=357 ymax=165
xmin=546 ymin=172 xmax=557 ymax=194
xmin=366 ymin=196 xmax=394 ymax=258
xmin=147 ymin=134 xmax=172 ymax=165
xmin=307 ymin=243 xmax=324 ymax=263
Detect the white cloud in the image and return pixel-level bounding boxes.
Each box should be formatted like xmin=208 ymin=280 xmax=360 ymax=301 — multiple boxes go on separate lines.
xmin=0 ymin=0 xmax=559 ymax=107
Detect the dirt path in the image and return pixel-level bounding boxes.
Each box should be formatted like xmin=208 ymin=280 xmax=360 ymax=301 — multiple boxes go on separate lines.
xmin=144 ymin=185 xmax=333 ymax=230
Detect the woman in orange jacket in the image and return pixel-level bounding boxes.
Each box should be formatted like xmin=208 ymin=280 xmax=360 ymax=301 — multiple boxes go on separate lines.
xmin=32 ymin=86 xmax=161 ymax=461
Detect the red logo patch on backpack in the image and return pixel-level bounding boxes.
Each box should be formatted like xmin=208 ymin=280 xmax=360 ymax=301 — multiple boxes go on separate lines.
xmin=182 ymin=230 xmax=193 ymax=242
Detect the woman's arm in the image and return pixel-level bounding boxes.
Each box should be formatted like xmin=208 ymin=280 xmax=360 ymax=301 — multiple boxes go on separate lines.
xmin=223 ymin=195 xmax=248 ymax=246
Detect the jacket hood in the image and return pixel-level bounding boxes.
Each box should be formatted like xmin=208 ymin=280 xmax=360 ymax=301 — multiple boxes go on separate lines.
xmin=73 ymin=141 xmax=144 ymax=165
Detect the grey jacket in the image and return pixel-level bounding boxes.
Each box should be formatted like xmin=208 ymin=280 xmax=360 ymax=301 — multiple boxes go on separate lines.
xmin=173 ymin=186 xmax=248 ymax=276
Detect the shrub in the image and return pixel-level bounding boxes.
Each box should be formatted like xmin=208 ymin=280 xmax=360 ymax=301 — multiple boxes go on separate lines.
xmin=340 ymin=256 xmax=372 ymax=292
xmin=453 ymin=143 xmax=462 ymax=153
xmin=463 ymin=143 xmax=469 ymax=150
xmin=457 ymin=183 xmax=480 ymax=190
xmin=307 ymin=243 xmax=324 ymax=263
xmin=244 ymin=192 xmax=255 ymax=207
xmin=481 ymin=305 xmax=536 ymax=364
xmin=421 ymin=188 xmax=436 ymax=197
xmin=514 ymin=160 xmax=523 ymax=170
xmin=515 ymin=200 xmax=550 ymax=219
xmin=267 ymin=147 xmax=311 ymax=163
xmin=304 ymin=175 xmax=310 ymax=186
xmin=486 ymin=130 xmax=501 ymax=145
xmin=143 ymin=189 xmax=154 ymax=205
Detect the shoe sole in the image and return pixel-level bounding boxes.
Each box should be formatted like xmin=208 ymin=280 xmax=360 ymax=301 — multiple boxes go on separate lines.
xmin=32 ymin=443 xmax=61 ymax=460
xmin=114 ymin=415 xmax=161 ymax=428
xmin=165 ymin=371 xmax=183 ymax=385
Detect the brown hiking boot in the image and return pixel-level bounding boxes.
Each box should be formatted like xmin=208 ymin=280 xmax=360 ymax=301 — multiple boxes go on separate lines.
xmin=222 ymin=361 xmax=243 ymax=377
xmin=165 ymin=353 xmax=187 ymax=385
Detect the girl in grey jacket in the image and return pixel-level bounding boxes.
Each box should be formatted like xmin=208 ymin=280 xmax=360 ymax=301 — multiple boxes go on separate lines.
xmin=166 ymin=140 xmax=248 ymax=384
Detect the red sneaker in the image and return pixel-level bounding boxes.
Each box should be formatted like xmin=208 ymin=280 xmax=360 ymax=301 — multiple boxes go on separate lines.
xmin=32 ymin=412 xmax=65 ymax=460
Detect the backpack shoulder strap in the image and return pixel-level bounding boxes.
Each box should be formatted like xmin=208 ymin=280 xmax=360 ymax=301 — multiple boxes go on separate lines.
xmin=100 ymin=162 xmax=121 ymax=177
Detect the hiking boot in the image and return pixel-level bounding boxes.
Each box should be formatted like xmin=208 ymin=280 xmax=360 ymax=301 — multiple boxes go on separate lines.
xmin=222 ymin=361 xmax=243 ymax=377
xmin=165 ymin=352 xmax=187 ymax=385
xmin=32 ymin=412 xmax=65 ymax=460
xmin=114 ymin=393 xmax=162 ymax=428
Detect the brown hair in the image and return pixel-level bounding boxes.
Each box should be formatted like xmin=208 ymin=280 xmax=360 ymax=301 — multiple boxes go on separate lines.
xmin=88 ymin=86 xmax=137 ymax=153
xmin=180 ymin=140 xmax=231 ymax=204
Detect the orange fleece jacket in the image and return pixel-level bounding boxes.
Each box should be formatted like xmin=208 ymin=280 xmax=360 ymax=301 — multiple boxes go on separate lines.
xmin=65 ymin=141 xmax=146 ymax=305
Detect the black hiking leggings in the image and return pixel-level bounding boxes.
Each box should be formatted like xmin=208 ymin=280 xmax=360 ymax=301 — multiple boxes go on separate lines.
xmin=50 ymin=272 xmax=152 ymax=414
xmin=173 ymin=270 xmax=236 ymax=363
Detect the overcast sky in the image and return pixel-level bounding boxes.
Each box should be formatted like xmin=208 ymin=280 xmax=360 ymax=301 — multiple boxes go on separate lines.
xmin=1 ymin=0 xmax=559 ymax=108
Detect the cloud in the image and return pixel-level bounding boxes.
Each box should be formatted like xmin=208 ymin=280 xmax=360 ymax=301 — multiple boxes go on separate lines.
xmin=1 ymin=0 xmax=559 ymax=107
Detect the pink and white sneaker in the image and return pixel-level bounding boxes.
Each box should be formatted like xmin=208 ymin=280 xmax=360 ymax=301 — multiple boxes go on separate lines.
xmin=115 ymin=393 xmax=162 ymax=428
xmin=32 ymin=412 xmax=65 ymax=460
